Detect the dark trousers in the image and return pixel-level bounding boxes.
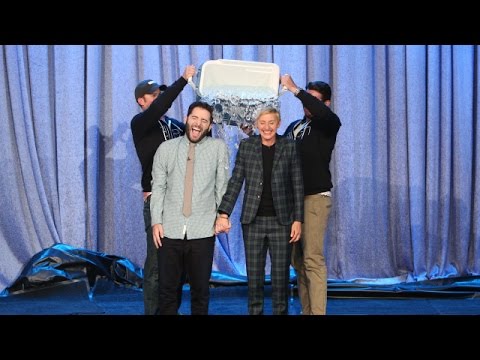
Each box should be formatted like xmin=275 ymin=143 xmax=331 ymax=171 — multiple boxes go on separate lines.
xmin=242 ymin=216 xmax=292 ymax=315
xmin=158 ymin=236 xmax=215 ymax=315
xmin=142 ymin=197 xmax=184 ymax=315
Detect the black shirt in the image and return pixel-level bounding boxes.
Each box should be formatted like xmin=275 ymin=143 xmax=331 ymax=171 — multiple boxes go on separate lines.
xmin=256 ymin=143 xmax=276 ymax=217
xmin=283 ymin=90 xmax=341 ymax=195
xmin=130 ymin=77 xmax=187 ymax=192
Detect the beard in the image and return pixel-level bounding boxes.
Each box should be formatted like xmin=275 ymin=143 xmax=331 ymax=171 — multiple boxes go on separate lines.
xmin=185 ymin=122 xmax=210 ymax=143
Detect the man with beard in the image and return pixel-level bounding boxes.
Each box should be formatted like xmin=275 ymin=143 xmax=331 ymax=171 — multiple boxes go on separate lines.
xmin=150 ymin=101 xmax=230 ymax=315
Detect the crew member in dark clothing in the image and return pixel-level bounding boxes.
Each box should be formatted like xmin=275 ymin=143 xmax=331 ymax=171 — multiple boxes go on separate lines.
xmin=131 ymin=65 xmax=195 ymax=315
xmin=281 ymin=75 xmax=341 ymax=315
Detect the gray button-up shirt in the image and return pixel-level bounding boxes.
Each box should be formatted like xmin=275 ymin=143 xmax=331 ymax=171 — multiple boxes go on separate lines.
xmin=150 ymin=135 xmax=230 ymax=239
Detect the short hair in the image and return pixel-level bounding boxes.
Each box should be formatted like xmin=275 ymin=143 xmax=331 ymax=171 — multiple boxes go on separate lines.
xmin=255 ymin=107 xmax=281 ymax=123
xmin=186 ymin=101 xmax=214 ymax=123
xmin=306 ymin=81 xmax=331 ymax=101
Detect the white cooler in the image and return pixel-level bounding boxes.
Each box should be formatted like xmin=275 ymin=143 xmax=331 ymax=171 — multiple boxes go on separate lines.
xmin=191 ymin=59 xmax=281 ymax=125
xmin=197 ymin=59 xmax=280 ymax=98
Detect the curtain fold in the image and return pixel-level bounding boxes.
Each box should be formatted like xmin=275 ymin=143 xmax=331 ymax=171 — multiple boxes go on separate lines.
xmin=1 ymin=45 xmax=479 ymax=291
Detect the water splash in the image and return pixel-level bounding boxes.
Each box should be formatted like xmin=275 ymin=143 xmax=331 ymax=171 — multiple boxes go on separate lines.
xmin=200 ymin=85 xmax=279 ymax=127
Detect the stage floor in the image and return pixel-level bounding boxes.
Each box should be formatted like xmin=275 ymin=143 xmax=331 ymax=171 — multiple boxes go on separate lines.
xmin=1 ymin=277 xmax=480 ymax=315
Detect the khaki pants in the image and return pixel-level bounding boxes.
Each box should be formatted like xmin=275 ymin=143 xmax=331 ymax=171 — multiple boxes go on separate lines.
xmin=292 ymin=194 xmax=332 ymax=315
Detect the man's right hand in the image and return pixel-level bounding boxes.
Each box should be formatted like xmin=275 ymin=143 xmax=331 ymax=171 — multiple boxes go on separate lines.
xmin=183 ymin=65 xmax=196 ymax=81
xmin=152 ymin=223 xmax=164 ymax=248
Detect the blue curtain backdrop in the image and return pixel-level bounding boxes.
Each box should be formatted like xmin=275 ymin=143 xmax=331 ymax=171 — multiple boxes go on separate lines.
xmin=0 ymin=45 xmax=479 ymax=291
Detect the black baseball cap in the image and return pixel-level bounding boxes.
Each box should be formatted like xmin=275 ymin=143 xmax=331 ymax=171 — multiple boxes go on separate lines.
xmin=135 ymin=79 xmax=167 ymax=100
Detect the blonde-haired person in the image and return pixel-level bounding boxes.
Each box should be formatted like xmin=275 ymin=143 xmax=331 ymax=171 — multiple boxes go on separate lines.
xmin=216 ymin=108 xmax=304 ymax=315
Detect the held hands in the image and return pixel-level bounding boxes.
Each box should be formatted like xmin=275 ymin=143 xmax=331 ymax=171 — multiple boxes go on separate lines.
xmin=183 ymin=65 xmax=196 ymax=81
xmin=215 ymin=216 xmax=231 ymax=235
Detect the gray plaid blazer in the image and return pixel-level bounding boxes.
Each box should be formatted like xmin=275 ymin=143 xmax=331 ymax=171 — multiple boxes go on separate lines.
xmin=219 ymin=135 xmax=304 ymax=225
